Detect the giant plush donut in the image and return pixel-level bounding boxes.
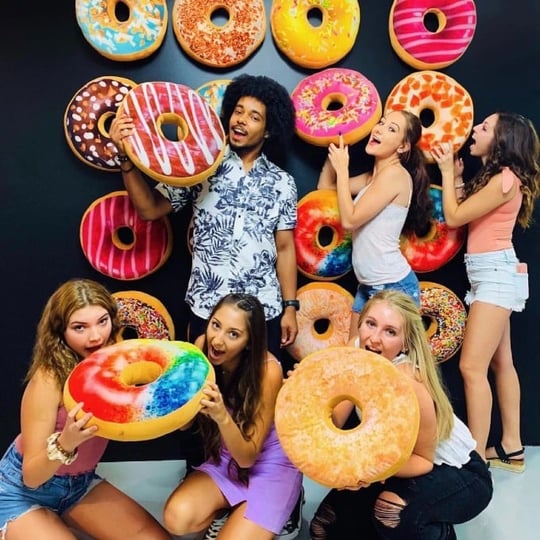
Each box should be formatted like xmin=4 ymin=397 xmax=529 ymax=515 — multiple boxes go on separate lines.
xmin=389 ymin=0 xmax=477 ymax=70
xmin=287 ymin=282 xmax=353 ymax=362
xmin=117 ymin=81 xmax=226 ymax=186
xmin=113 ymin=290 xmax=175 ymax=340
xmin=275 ymin=347 xmax=420 ymax=488
xmin=420 ymin=281 xmax=467 ymax=363
xmin=292 ymin=68 xmax=382 ymax=147
xmin=80 ymin=191 xmax=172 ymax=280
xmin=271 ymin=0 xmax=360 ymax=69
xmin=295 ymin=190 xmax=353 ymax=280
xmin=75 ymin=0 xmax=168 ymax=61
xmin=64 ymin=339 xmax=215 ymax=441
xmin=172 ymin=0 xmax=266 ymax=68
xmin=196 ymin=79 xmax=231 ymax=117
xmin=400 ymin=185 xmax=465 ymax=272
xmin=64 ymin=76 xmax=137 ymax=172
xmin=385 ymin=70 xmax=474 ymax=163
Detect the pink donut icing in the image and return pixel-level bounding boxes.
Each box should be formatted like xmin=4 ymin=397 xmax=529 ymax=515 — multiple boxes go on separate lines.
xmin=118 ymin=81 xmax=226 ymax=186
xmin=389 ymin=0 xmax=477 ymax=70
xmin=292 ymin=68 xmax=382 ymax=147
xmin=80 ymin=191 xmax=172 ymax=281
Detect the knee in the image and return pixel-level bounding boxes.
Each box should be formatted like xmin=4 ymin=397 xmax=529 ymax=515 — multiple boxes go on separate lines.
xmin=162 ymin=497 xmax=196 ymax=536
xmin=374 ymin=491 xmax=406 ymax=529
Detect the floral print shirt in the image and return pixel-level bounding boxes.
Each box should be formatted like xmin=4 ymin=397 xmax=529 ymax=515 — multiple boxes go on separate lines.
xmin=156 ymin=147 xmax=297 ymax=319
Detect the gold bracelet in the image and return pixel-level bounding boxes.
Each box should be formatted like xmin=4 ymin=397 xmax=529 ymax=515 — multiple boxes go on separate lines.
xmin=454 ymin=183 xmax=465 ymax=189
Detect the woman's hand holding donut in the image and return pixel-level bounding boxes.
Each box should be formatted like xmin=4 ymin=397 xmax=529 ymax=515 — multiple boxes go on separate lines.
xmin=327 ymin=134 xmax=350 ymax=179
xmin=200 ymin=381 xmax=230 ymax=425
xmin=109 ymin=114 xmax=135 ymax=153
xmin=58 ymin=401 xmax=99 ymax=453
xmin=430 ymin=142 xmax=455 ymax=176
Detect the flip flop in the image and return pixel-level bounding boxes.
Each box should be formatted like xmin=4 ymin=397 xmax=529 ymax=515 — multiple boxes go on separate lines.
xmin=487 ymin=444 xmax=525 ymax=473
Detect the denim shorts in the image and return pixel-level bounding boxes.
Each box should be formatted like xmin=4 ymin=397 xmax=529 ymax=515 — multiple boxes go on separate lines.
xmin=464 ymin=249 xmax=528 ymax=311
xmin=352 ymin=270 xmax=420 ymax=313
xmin=0 ymin=442 xmax=102 ymax=535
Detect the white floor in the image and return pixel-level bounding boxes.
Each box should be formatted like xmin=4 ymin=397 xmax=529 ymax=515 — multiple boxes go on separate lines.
xmin=94 ymin=446 xmax=540 ymax=539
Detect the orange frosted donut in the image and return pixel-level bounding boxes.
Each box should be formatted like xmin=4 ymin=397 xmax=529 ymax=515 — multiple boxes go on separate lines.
xmin=64 ymin=339 xmax=215 ymax=441
xmin=295 ymin=190 xmax=352 ymax=280
xmin=271 ymin=0 xmax=360 ymax=69
xmin=80 ymin=191 xmax=172 ymax=280
xmin=287 ymin=282 xmax=353 ymax=362
xmin=292 ymin=68 xmax=382 ymax=147
xmin=400 ymin=185 xmax=465 ymax=272
xmin=275 ymin=347 xmax=420 ymax=488
xmin=196 ymin=79 xmax=231 ymax=117
xmin=172 ymin=0 xmax=266 ymax=68
xmin=385 ymin=70 xmax=474 ymax=162
xmin=118 ymin=81 xmax=226 ymax=186
xmin=64 ymin=76 xmax=137 ymax=172
xmin=75 ymin=0 xmax=168 ymax=61
xmin=420 ymin=281 xmax=467 ymax=363
xmin=113 ymin=290 xmax=175 ymax=340
xmin=389 ymin=0 xmax=477 ymax=70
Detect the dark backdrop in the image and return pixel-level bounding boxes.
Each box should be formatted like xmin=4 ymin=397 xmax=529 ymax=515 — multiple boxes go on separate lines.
xmin=2 ymin=1 xmax=539 ymax=460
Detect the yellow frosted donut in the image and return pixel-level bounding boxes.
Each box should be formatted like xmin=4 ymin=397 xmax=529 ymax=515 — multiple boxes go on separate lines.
xmin=385 ymin=70 xmax=474 ymax=163
xmin=287 ymin=282 xmax=353 ymax=362
xmin=275 ymin=347 xmax=420 ymax=488
xmin=64 ymin=339 xmax=215 ymax=441
xmin=75 ymin=0 xmax=168 ymax=61
xmin=172 ymin=0 xmax=266 ymax=68
xmin=271 ymin=0 xmax=360 ymax=69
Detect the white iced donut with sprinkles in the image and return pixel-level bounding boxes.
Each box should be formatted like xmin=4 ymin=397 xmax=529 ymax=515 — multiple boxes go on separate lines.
xmin=75 ymin=0 xmax=168 ymax=61
xmin=292 ymin=68 xmax=382 ymax=147
xmin=389 ymin=0 xmax=477 ymax=70
xmin=118 ymin=81 xmax=226 ymax=186
xmin=64 ymin=76 xmax=137 ymax=171
xmin=385 ymin=70 xmax=473 ymax=163
xmin=80 ymin=191 xmax=172 ymax=281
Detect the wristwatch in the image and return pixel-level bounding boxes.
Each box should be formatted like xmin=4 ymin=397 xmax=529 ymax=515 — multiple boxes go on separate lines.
xmin=46 ymin=432 xmax=78 ymax=465
xmin=282 ymin=299 xmax=300 ymax=311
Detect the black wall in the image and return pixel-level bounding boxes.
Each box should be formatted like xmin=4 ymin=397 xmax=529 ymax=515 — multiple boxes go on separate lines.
xmin=2 ymin=1 xmax=539 ymax=460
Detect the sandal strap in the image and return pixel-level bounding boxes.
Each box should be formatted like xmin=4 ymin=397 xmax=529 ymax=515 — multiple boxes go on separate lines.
xmin=494 ymin=444 xmax=525 ymax=462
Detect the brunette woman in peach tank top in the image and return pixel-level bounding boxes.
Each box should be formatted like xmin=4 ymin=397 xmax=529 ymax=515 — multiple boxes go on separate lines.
xmin=432 ymin=113 xmax=540 ymax=473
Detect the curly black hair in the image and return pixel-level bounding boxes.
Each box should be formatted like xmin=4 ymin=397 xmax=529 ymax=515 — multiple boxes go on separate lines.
xmin=220 ymin=74 xmax=296 ymax=147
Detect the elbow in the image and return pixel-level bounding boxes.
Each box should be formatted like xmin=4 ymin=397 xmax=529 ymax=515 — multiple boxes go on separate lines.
xmin=236 ymin=455 xmax=257 ymax=469
xmin=340 ymin=219 xmax=356 ymax=232
xmin=444 ymin=216 xmax=462 ymax=229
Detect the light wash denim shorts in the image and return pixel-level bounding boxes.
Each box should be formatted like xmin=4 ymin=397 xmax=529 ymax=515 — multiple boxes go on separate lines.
xmin=464 ymin=248 xmax=528 ymax=311
xmin=352 ymin=270 xmax=420 ymax=313
xmin=0 ymin=442 xmax=102 ymax=537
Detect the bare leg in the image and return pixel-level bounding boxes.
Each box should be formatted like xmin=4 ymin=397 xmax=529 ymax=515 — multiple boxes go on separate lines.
xmin=4 ymin=508 xmax=77 ymax=540
xmin=217 ymin=502 xmax=275 ymax=540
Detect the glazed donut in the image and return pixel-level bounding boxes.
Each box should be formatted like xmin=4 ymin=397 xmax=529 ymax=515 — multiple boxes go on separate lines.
xmin=63 ymin=339 xmax=215 ymax=441
xmin=75 ymin=0 xmax=168 ymax=61
xmin=385 ymin=70 xmax=474 ymax=162
xmin=117 ymin=81 xmax=226 ymax=186
xmin=400 ymin=185 xmax=466 ymax=272
xmin=389 ymin=0 xmax=477 ymax=70
xmin=80 ymin=191 xmax=172 ymax=280
xmin=196 ymin=79 xmax=231 ymax=117
xmin=287 ymin=282 xmax=353 ymax=362
xmin=64 ymin=76 xmax=137 ymax=171
xmin=113 ymin=290 xmax=175 ymax=340
xmin=295 ymin=190 xmax=352 ymax=280
xmin=292 ymin=68 xmax=382 ymax=147
xmin=275 ymin=347 xmax=420 ymax=488
xmin=172 ymin=0 xmax=266 ymax=68
xmin=420 ymin=281 xmax=467 ymax=363
xmin=271 ymin=0 xmax=360 ymax=69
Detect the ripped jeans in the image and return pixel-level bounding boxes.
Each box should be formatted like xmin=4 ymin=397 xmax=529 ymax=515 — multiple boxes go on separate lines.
xmin=310 ymin=451 xmax=492 ymax=540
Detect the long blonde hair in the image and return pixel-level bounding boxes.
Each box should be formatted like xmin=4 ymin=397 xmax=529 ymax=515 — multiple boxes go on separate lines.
xmin=26 ymin=279 xmax=119 ymax=389
xmin=359 ymin=290 xmax=454 ymax=441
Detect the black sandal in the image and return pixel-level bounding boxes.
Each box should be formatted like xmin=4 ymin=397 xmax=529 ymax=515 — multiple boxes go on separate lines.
xmin=487 ymin=444 xmax=525 ymax=473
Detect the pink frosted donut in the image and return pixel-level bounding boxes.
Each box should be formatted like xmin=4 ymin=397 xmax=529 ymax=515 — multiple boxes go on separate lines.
xmin=389 ymin=0 xmax=477 ymax=70
xmin=292 ymin=68 xmax=382 ymax=147
xmin=80 ymin=191 xmax=172 ymax=281
xmin=118 ymin=81 xmax=226 ymax=186
xmin=287 ymin=282 xmax=353 ymax=362
xmin=64 ymin=76 xmax=137 ymax=171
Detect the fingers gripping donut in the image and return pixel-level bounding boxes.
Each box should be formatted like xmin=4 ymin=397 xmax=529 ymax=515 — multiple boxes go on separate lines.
xmin=275 ymin=347 xmax=420 ymax=488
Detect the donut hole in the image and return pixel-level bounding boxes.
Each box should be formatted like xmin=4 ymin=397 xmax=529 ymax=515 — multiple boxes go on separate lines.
xmin=112 ymin=1 xmax=130 ymax=23
xmin=118 ymin=326 xmax=139 ymax=340
xmin=113 ymin=226 xmax=135 ymax=250
xmin=422 ymin=315 xmax=438 ymax=339
xmin=322 ymin=93 xmax=346 ymax=113
xmin=97 ymin=111 xmax=116 ymax=141
xmin=120 ymin=361 xmax=162 ymax=387
xmin=210 ymin=7 xmax=230 ymax=28
xmin=317 ymin=225 xmax=338 ymax=249
xmin=419 ymin=108 xmax=436 ymax=129
xmin=158 ymin=113 xmax=188 ymax=143
xmin=313 ymin=318 xmax=331 ymax=337
xmin=331 ymin=398 xmax=362 ymax=430
xmin=306 ymin=7 xmax=323 ymax=29
xmin=423 ymin=9 xmax=446 ymax=34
